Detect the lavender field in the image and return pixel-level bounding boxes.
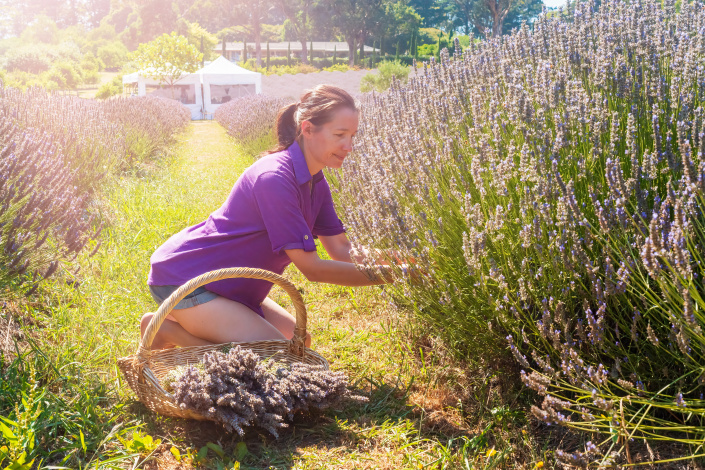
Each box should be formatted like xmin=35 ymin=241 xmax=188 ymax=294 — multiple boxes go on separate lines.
xmin=329 ymin=0 xmax=705 ymax=464
xmin=2 ymin=0 xmax=705 ymax=466
xmin=0 ymin=85 xmax=189 ymax=289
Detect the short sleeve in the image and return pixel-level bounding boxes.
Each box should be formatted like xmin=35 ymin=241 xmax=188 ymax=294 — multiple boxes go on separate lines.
xmin=313 ymin=179 xmax=346 ymax=237
xmin=252 ymin=171 xmax=317 ymax=253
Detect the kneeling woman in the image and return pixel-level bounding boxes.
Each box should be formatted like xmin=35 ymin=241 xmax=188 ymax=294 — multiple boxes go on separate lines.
xmin=142 ymin=85 xmax=396 ymax=350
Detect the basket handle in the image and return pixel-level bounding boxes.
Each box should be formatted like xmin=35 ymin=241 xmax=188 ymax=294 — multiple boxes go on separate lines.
xmin=140 ymin=267 xmax=307 ymax=356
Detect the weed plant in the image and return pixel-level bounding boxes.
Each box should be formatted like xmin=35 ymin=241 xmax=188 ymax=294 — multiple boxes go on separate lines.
xmin=332 ymin=0 xmax=705 ymax=463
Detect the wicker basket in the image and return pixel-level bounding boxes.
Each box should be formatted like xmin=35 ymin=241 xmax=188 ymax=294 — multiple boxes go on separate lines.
xmin=117 ymin=267 xmax=328 ymax=421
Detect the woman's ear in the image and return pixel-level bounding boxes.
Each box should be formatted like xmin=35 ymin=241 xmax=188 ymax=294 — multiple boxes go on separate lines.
xmin=300 ymin=120 xmax=313 ymax=137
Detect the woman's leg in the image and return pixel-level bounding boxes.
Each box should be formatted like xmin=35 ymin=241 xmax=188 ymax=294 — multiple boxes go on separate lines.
xmin=140 ymin=296 xmax=307 ymax=350
xmin=140 ymin=312 xmax=212 ymax=349
xmin=165 ymin=296 xmax=287 ymax=346
xmin=261 ymin=297 xmax=312 ymax=348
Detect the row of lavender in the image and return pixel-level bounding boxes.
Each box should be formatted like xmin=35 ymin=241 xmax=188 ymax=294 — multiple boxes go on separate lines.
xmin=333 ymin=0 xmax=705 ymax=462
xmin=215 ymin=94 xmax=292 ymax=148
xmin=0 ymin=85 xmax=190 ymax=286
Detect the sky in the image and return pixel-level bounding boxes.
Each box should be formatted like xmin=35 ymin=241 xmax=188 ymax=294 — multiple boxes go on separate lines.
xmin=543 ymin=0 xmax=569 ymax=8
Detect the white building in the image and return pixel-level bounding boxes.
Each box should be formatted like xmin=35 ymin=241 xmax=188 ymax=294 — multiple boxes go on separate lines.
xmin=214 ymin=41 xmax=378 ymax=62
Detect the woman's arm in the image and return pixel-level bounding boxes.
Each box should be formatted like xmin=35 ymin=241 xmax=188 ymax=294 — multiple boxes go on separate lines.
xmin=317 ymin=233 xmax=354 ymax=262
xmin=318 ymin=233 xmax=400 ymax=266
xmin=285 ymin=248 xmax=395 ymax=286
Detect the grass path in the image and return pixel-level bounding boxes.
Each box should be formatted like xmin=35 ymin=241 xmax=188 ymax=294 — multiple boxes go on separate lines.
xmin=36 ymin=121 xmax=541 ymax=469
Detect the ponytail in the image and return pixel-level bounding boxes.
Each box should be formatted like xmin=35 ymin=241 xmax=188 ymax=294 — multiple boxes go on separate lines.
xmin=267 ymin=85 xmax=359 ymax=155
xmin=270 ymin=102 xmax=299 ymax=153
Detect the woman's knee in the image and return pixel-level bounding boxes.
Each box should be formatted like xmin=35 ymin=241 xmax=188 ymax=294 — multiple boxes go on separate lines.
xmin=140 ymin=312 xmax=154 ymax=337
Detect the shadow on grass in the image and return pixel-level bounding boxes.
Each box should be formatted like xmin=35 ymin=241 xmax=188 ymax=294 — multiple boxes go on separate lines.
xmin=127 ymin=374 xmax=472 ymax=469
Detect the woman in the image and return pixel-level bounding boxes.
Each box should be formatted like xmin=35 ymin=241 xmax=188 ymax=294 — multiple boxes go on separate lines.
xmin=141 ymin=85 xmax=397 ymax=350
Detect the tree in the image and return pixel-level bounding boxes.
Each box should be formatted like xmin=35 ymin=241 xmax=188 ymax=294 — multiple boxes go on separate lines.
xmin=324 ymin=0 xmax=385 ymax=67
xmin=131 ymin=32 xmax=202 ymax=99
xmin=185 ymin=21 xmax=218 ymax=61
xmin=195 ymin=0 xmax=273 ymax=67
xmin=503 ymin=0 xmax=543 ymax=33
xmin=377 ymin=1 xmax=422 ymax=56
xmin=407 ymin=0 xmax=447 ymax=28
xmin=273 ymin=0 xmax=314 ymax=64
xmin=451 ymin=0 xmax=541 ymax=38
xmin=231 ymin=0 xmax=272 ymax=68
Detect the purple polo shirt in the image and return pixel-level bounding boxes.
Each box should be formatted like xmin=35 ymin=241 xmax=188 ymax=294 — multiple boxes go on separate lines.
xmin=148 ymin=141 xmax=345 ymax=317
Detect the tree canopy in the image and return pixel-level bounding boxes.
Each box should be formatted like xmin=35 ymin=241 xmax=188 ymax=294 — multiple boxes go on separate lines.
xmin=130 ymin=32 xmax=202 ymax=97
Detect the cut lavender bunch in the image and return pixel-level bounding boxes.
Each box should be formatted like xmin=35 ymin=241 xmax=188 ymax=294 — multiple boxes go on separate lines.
xmin=169 ymin=345 xmax=367 ymax=437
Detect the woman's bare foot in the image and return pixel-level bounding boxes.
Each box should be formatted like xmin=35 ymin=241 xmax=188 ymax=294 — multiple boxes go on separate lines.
xmin=140 ymin=312 xmax=176 ymax=350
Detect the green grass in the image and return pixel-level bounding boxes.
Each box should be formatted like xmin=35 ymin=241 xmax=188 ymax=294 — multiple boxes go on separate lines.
xmin=0 ymin=121 xmax=556 ymax=469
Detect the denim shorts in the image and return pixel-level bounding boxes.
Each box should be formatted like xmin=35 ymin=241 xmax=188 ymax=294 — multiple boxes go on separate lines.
xmin=149 ymin=284 xmax=219 ymax=310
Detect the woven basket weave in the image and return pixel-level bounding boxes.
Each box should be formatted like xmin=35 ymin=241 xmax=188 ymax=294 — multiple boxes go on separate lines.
xmin=117 ymin=267 xmax=328 ymax=420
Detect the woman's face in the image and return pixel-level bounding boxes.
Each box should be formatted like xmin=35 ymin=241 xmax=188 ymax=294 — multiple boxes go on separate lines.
xmin=301 ymin=107 xmax=359 ymax=172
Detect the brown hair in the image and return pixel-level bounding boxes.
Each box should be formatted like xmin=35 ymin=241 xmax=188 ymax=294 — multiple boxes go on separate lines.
xmin=268 ymin=85 xmax=359 ymax=154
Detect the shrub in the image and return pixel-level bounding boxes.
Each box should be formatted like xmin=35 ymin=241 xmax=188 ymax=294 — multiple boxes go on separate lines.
xmin=0 ymin=120 xmax=99 ymax=284
xmin=359 ymin=60 xmax=410 ymax=92
xmin=47 ymin=61 xmax=81 ymax=89
xmin=1 ymin=85 xmax=190 ymax=189
xmin=265 ymin=56 xmax=301 ymax=68
xmin=5 ymin=46 xmax=51 ymax=73
xmin=322 ymin=63 xmax=354 ymax=73
xmin=242 ymin=59 xmax=319 ymax=76
xmin=97 ymin=41 xmax=129 ymax=71
xmin=312 ymin=57 xmax=333 ymax=69
xmin=95 ymin=76 xmax=123 ymax=99
xmin=333 ymin=0 xmax=705 ymax=459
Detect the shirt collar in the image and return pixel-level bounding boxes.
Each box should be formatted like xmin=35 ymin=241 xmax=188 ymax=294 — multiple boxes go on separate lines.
xmin=289 ymin=140 xmax=323 ymax=185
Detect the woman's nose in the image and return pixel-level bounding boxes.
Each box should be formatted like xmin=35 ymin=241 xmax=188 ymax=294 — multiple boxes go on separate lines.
xmin=342 ymin=138 xmax=353 ymax=152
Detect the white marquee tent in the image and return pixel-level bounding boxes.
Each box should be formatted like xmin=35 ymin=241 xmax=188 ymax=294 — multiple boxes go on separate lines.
xmin=200 ymin=56 xmax=261 ymax=116
xmin=122 ymin=56 xmax=261 ymax=120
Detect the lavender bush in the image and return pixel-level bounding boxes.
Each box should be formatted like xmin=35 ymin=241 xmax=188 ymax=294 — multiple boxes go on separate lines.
xmin=167 ymin=345 xmax=366 ymax=437
xmin=0 ymin=85 xmax=190 ymax=190
xmin=332 ymin=0 xmax=705 ymax=459
xmin=0 ymin=84 xmax=189 ymax=285
xmin=215 ymin=94 xmax=291 ymax=146
xmin=0 ymin=120 xmax=99 ymax=285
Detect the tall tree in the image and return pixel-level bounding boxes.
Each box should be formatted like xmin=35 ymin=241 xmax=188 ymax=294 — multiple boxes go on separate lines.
xmin=323 ymin=0 xmax=385 ymax=67
xmin=273 ymin=0 xmax=314 ymax=64
xmin=233 ymin=0 xmax=272 ymax=67
xmin=407 ymin=0 xmax=446 ymax=28
xmin=502 ymin=0 xmax=543 ymax=33
xmin=378 ymin=1 xmax=421 ymax=56
xmin=452 ymin=0 xmax=541 ymax=38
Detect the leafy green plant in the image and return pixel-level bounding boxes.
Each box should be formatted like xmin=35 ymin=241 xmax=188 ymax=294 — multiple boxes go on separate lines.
xmin=117 ymin=431 xmax=160 ymax=457
xmin=359 ymin=60 xmax=410 ymax=93
xmin=95 ymin=75 xmax=123 ymax=99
